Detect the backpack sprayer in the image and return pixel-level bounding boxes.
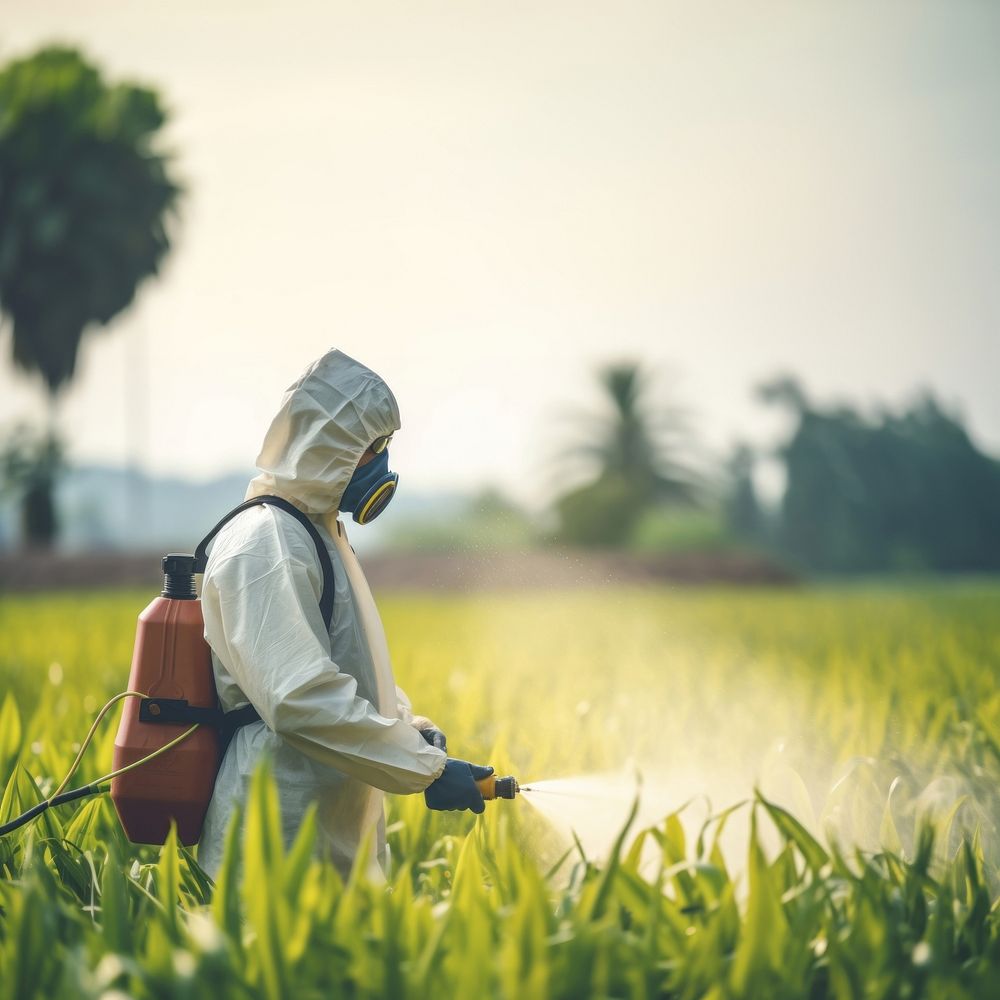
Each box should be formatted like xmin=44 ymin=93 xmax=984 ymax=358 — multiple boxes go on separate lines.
xmin=0 ymin=498 xmax=520 ymax=844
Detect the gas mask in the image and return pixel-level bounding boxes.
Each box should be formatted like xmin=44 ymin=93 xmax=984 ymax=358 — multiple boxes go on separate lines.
xmin=339 ymin=448 xmax=399 ymax=524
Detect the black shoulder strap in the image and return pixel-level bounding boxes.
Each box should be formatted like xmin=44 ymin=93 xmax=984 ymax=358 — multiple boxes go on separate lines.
xmin=194 ymin=494 xmax=336 ymax=631
xmin=183 ymin=495 xmax=338 ymax=746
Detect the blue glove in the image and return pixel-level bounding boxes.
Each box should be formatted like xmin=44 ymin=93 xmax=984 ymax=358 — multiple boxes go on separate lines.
xmin=412 ymin=715 xmax=447 ymax=752
xmin=419 ymin=726 xmax=448 ymax=752
xmin=424 ymin=759 xmax=494 ymax=814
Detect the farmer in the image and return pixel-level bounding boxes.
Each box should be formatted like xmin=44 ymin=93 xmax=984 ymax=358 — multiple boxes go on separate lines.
xmin=196 ymin=349 xmax=492 ymax=879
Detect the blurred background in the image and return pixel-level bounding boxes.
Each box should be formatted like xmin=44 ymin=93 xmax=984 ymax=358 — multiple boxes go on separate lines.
xmin=2 ymin=0 xmax=999 ymax=588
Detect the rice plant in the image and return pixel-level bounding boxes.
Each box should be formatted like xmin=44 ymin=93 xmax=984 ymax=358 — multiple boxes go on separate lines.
xmin=2 ymin=581 xmax=999 ymax=997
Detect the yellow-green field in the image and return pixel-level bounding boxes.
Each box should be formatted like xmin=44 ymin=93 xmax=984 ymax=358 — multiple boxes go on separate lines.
xmin=2 ymin=581 xmax=1000 ymax=998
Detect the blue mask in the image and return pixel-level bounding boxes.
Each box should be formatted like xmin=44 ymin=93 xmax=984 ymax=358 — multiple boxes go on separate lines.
xmin=340 ymin=448 xmax=399 ymax=524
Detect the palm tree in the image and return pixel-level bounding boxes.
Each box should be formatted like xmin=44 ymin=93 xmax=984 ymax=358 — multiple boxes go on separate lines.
xmin=0 ymin=46 xmax=181 ymax=545
xmin=582 ymin=363 xmax=699 ymax=502
xmin=555 ymin=362 xmax=700 ymax=546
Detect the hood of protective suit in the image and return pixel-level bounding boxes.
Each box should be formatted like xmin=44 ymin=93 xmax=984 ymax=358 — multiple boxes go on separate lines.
xmin=245 ymin=349 xmax=400 ymax=515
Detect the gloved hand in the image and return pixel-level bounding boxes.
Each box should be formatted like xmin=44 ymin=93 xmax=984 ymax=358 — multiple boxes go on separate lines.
xmin=424 ymin=759 xmax=494 ymax=814
xmin=411 ymin=715 xmax=447 ymax=752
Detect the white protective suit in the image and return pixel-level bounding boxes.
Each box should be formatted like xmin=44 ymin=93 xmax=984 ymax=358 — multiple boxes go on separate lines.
xmin=197 ymin=349 xmax=447 ymax=879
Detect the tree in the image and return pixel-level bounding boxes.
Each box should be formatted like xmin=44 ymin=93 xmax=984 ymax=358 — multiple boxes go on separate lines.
xmin=0 ymin=46 xmax=181 ymax=545
xmin=0 ymin=425 xmax=64 ymax=544
xmin=759 ymin=377 xmax=1000 ymax=573
xmin=724 ymin=442 xmax=763 ymax=542
xmin=554 ymin=362 xmax=700 ymax=547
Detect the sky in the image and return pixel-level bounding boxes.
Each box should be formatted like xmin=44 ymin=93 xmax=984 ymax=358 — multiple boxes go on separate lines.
xmin=2 ymin=1 xmax=999 ymax=507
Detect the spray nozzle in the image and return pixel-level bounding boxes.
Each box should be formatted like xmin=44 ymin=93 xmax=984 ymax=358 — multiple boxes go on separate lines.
xmin=475 ymin=773 xmax=521 ymax=801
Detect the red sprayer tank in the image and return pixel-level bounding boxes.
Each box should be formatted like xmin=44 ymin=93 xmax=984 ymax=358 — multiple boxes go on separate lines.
xmin=111 ymin=555 xmax=221 ymax=846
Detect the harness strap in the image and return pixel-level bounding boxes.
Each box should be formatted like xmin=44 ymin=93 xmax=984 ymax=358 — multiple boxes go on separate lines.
xmin=194 ymin=494 xmax=336 ymax=630
xmin=145 ymin=495 xmax=337 ymax=746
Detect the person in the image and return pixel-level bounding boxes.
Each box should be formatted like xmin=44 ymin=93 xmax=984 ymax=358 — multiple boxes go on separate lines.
xmin=196 ymin=348 xmax=492 ymax=879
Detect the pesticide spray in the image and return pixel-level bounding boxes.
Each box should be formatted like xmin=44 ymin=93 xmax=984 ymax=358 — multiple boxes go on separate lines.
xmin=518 ymin=772 xmax=656 ymax=864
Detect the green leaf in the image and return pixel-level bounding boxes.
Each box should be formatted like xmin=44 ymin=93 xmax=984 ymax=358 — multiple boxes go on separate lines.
xmin=157 ymin=821 xmax=180 ymax=939
xmin=210 ymin=800 xmax=244 ymax=946
xmin=584 ymin=795 xmax=639 ymax=921
xmin=242 ymin=755 xmax=288 ymax=1000
xmin=0 ymin=692 xmax=22 ymax=779
xmin=757 ymin=790 xmax=829 ymax=875
xmin=731 ymin=806 xmax=788 ymax=993
xmin=282 ymin=799 xmax=318 ymax=900
xmin=62 ymin=795 xmax=105 ymax=852
xmin=99 ymin=838 xmax=131 ymax=952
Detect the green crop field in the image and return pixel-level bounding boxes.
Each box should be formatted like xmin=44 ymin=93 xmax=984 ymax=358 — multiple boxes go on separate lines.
xmin=2 ymin=581 xmax=1000 ymax=998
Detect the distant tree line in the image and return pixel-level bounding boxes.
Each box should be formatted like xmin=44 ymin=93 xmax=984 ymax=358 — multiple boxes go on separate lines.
xmin=554 ymin=363 xmax=1000 ymax=575
xmin=740 ymin=377 xmax=1000 ymax=574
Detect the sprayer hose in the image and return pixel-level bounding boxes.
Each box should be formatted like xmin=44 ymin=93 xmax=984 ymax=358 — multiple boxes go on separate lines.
xmin=0 ymin=783 xmax=108 ymax=837
xmin=0 ymin=690 xmax=200 ymax=838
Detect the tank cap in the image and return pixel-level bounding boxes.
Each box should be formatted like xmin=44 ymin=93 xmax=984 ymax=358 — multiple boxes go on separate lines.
xmin=162 ymin=553 xmax=197 ymax=599
xmin=162 ymin=554 xmax=196 ymax=575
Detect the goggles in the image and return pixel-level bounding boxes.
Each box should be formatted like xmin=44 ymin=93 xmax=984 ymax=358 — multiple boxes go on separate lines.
xmin=370 ymin=434 xmax=393 ymax=455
